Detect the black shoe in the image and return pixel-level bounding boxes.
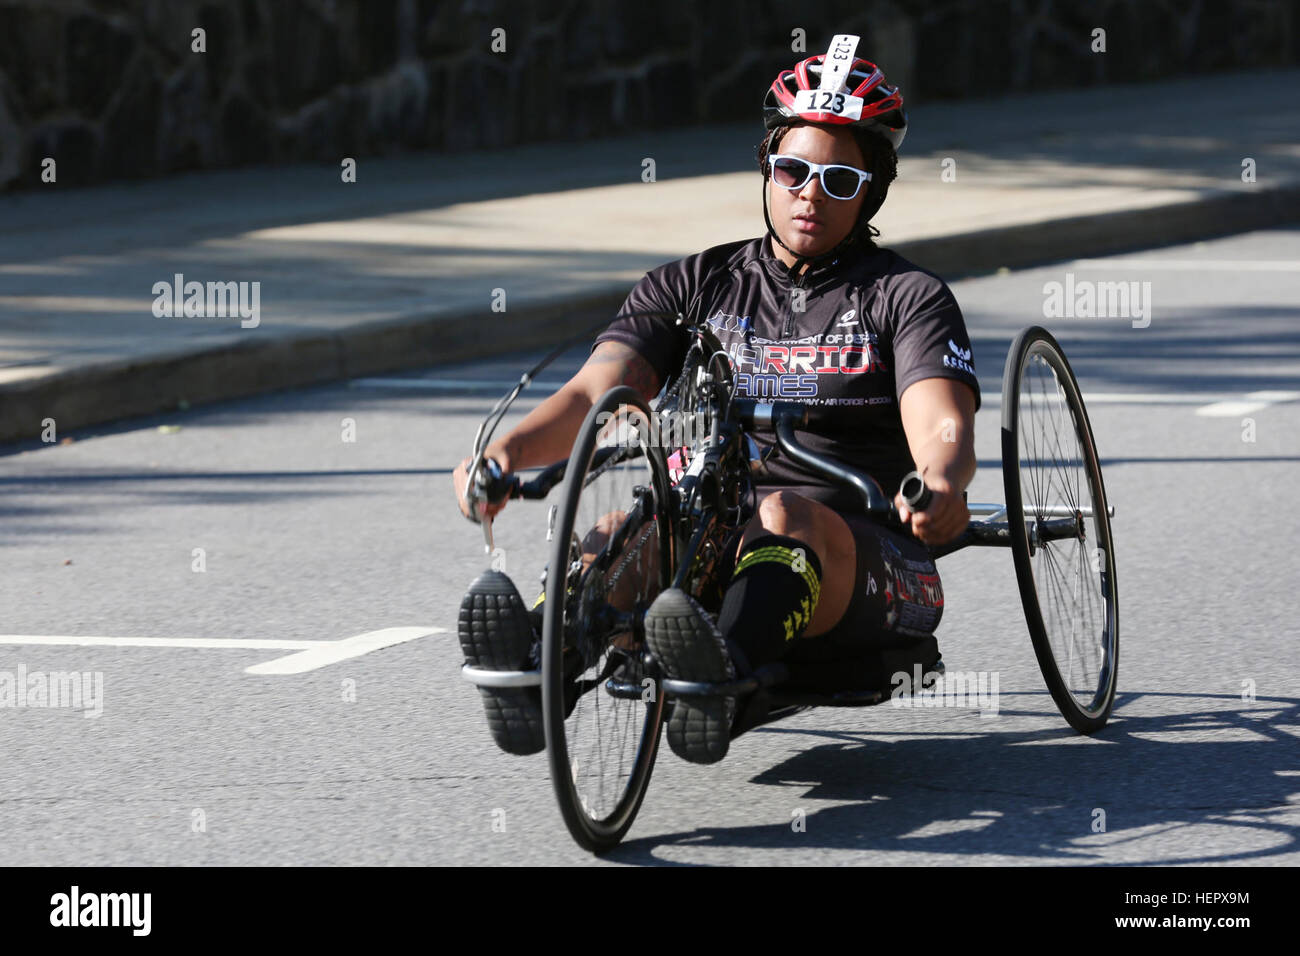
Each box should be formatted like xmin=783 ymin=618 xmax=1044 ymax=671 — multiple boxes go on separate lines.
xmin=458 ymin=570 xmax=545 ymax=755
xmin=643 ymin=588 xmax=736 ymax=764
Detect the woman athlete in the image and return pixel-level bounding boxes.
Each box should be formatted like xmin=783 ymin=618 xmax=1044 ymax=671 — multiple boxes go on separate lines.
xmin=453 ymin=34 xmax=980 ymax=765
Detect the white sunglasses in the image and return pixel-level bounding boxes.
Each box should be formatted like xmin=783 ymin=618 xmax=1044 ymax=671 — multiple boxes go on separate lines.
xmin=767 ymin=154 xmax=872 ymax=200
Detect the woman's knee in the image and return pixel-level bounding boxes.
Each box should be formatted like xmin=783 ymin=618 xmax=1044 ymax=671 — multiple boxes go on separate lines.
xmin=758 ymin=492 xmax=853 ymax=557
xmin=755 ymin=489 xmax=816 ymax=533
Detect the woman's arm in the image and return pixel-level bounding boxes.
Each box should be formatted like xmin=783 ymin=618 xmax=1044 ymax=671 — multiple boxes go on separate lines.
xmin=894 ymin=377 xmax=978 ymax=545
xmin=452 ymin=342 xmax=662 ymax=519
xmin=486 ymin=342 xmax=661 ymax=473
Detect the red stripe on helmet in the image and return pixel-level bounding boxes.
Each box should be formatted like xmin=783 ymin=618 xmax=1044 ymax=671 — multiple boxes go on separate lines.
xmin=793 ymin=56 xmax=819 ymax=91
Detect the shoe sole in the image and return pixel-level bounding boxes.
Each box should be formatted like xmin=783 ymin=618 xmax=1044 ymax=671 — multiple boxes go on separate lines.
xmin=458 ymin=570 xmax=545 ymax=756
xmin=643 ymin=590 xmax=735 ymax=764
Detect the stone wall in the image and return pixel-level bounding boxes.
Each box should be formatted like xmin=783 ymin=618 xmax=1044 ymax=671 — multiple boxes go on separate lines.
xmin=0 ymin=0 xmax=1295 ymax=190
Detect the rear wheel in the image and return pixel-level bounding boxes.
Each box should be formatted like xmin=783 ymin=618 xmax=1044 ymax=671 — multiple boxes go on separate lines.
xmin=541 ymin=386 xmax=676 ymax=852
xmin=1002 ymin=326 xmax=1119 ymax=734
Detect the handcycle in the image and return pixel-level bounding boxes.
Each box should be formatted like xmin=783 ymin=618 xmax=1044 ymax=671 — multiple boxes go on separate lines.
xmin=460 ymin=317 xmax=1118 ymax=853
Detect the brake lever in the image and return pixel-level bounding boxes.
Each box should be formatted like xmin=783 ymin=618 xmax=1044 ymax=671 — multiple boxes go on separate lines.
xmin=466 ymin=456 xmax=520 ymax=554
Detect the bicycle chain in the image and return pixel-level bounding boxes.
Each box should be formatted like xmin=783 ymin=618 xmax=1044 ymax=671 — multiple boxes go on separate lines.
xmin=603 ymin=522 xmax=657 ymax=596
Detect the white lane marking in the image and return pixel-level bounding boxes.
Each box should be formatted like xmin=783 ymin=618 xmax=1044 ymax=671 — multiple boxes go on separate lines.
xmin=350 ymin=377 xmax=563 ymax=393
xmin=0 ymin=628 xmax=446 ymax=675
xmin=979 ymin=391 xmax=1242 ymax=407
xmin=980 ymin=389 xmax=1300 ymax=412
xmin=1068 ymin=259 xmax=1300 ymax=271
xmin=1195 ymin=390 xmax=1300 ymax=417
xmin=245 ymin=627 xmax=442 ymax=675
xmin=1082 ymin=392 xmax=1234 ymax=405
xmin=0 ymin=635 xmax=317 ymax=649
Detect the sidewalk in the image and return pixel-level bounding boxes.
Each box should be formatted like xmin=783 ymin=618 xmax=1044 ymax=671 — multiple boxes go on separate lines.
xmin=2 ymin=69 xmax=1298 ymax=444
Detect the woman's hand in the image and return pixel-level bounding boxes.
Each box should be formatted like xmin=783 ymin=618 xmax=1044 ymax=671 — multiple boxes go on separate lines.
xmin=895 ymin=473 xmax=969 ymax=546
xmin=453 ymin=456 xmax=509 ymax=522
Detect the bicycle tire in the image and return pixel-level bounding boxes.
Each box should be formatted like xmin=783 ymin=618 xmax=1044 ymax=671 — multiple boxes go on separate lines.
xmin=541 ymin=386 xmax=676 ymax=852
xmin=1001 ymin=326 xmax=1119 ymax=734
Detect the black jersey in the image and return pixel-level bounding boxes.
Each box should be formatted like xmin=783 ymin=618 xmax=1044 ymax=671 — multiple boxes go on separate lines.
xmin=592 ymin=235 xmax=981 ymax=515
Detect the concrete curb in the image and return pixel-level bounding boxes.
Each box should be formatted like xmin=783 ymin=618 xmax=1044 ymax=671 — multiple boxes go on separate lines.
xmin=0 ymin=290 xmax=629 ymax=444
xmin=894 ymin=184 xmax=1300 ymax=278
xmin=3 ymin=184 xmax=1298 ymax=445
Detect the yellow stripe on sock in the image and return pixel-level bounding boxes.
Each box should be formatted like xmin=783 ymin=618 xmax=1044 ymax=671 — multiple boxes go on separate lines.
xmin=733 ymin=546 xmax=804 ymax=576
xmin=733 ymin=546 xmax=822 ymax=598
xmin=732 ymin=545 xmax=822 ymax=636
xmin=732 ymin=551 xmax=815 ymax=586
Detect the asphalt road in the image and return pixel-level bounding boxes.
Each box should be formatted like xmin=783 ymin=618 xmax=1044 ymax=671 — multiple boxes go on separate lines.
xmin=2 ymin=228 xmax=1298 ymax=865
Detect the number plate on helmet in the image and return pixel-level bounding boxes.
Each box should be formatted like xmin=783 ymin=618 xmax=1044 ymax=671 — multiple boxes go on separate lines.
xmin=820 ymin=34 xmax=860 ymax=87
xmin=793 ymin=88 xmax=864 ymax=120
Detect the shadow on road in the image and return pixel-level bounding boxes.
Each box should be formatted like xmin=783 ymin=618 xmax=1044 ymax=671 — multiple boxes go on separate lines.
xmin=608 ymin=691 xmax=1299 ymax=865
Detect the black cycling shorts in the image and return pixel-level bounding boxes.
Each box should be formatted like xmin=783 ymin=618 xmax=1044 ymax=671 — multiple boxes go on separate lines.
xmin=820 ymin=509 xmax=944 ymax=643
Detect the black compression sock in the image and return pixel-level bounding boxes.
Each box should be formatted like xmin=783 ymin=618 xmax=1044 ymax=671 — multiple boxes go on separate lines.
xmin=716 ymin=534 xmax=823 ymax=676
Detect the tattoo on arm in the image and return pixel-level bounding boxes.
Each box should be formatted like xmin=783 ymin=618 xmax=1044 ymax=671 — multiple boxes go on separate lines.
xmin=587 ymin=342 xmax=662 ymax=401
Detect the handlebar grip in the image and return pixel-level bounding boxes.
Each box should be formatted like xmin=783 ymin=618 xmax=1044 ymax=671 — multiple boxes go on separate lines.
xmin=474 ymin=458 xmax=517 ymax=505
xmin=899 ymin=471 xmax=932 ymax=512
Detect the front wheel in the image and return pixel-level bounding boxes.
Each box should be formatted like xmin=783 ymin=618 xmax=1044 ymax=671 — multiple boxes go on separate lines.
xmin=541 ymin=386 xmax=676 ymax=852
xmin=1002 ymin=326 xmax=1119 ymax=734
